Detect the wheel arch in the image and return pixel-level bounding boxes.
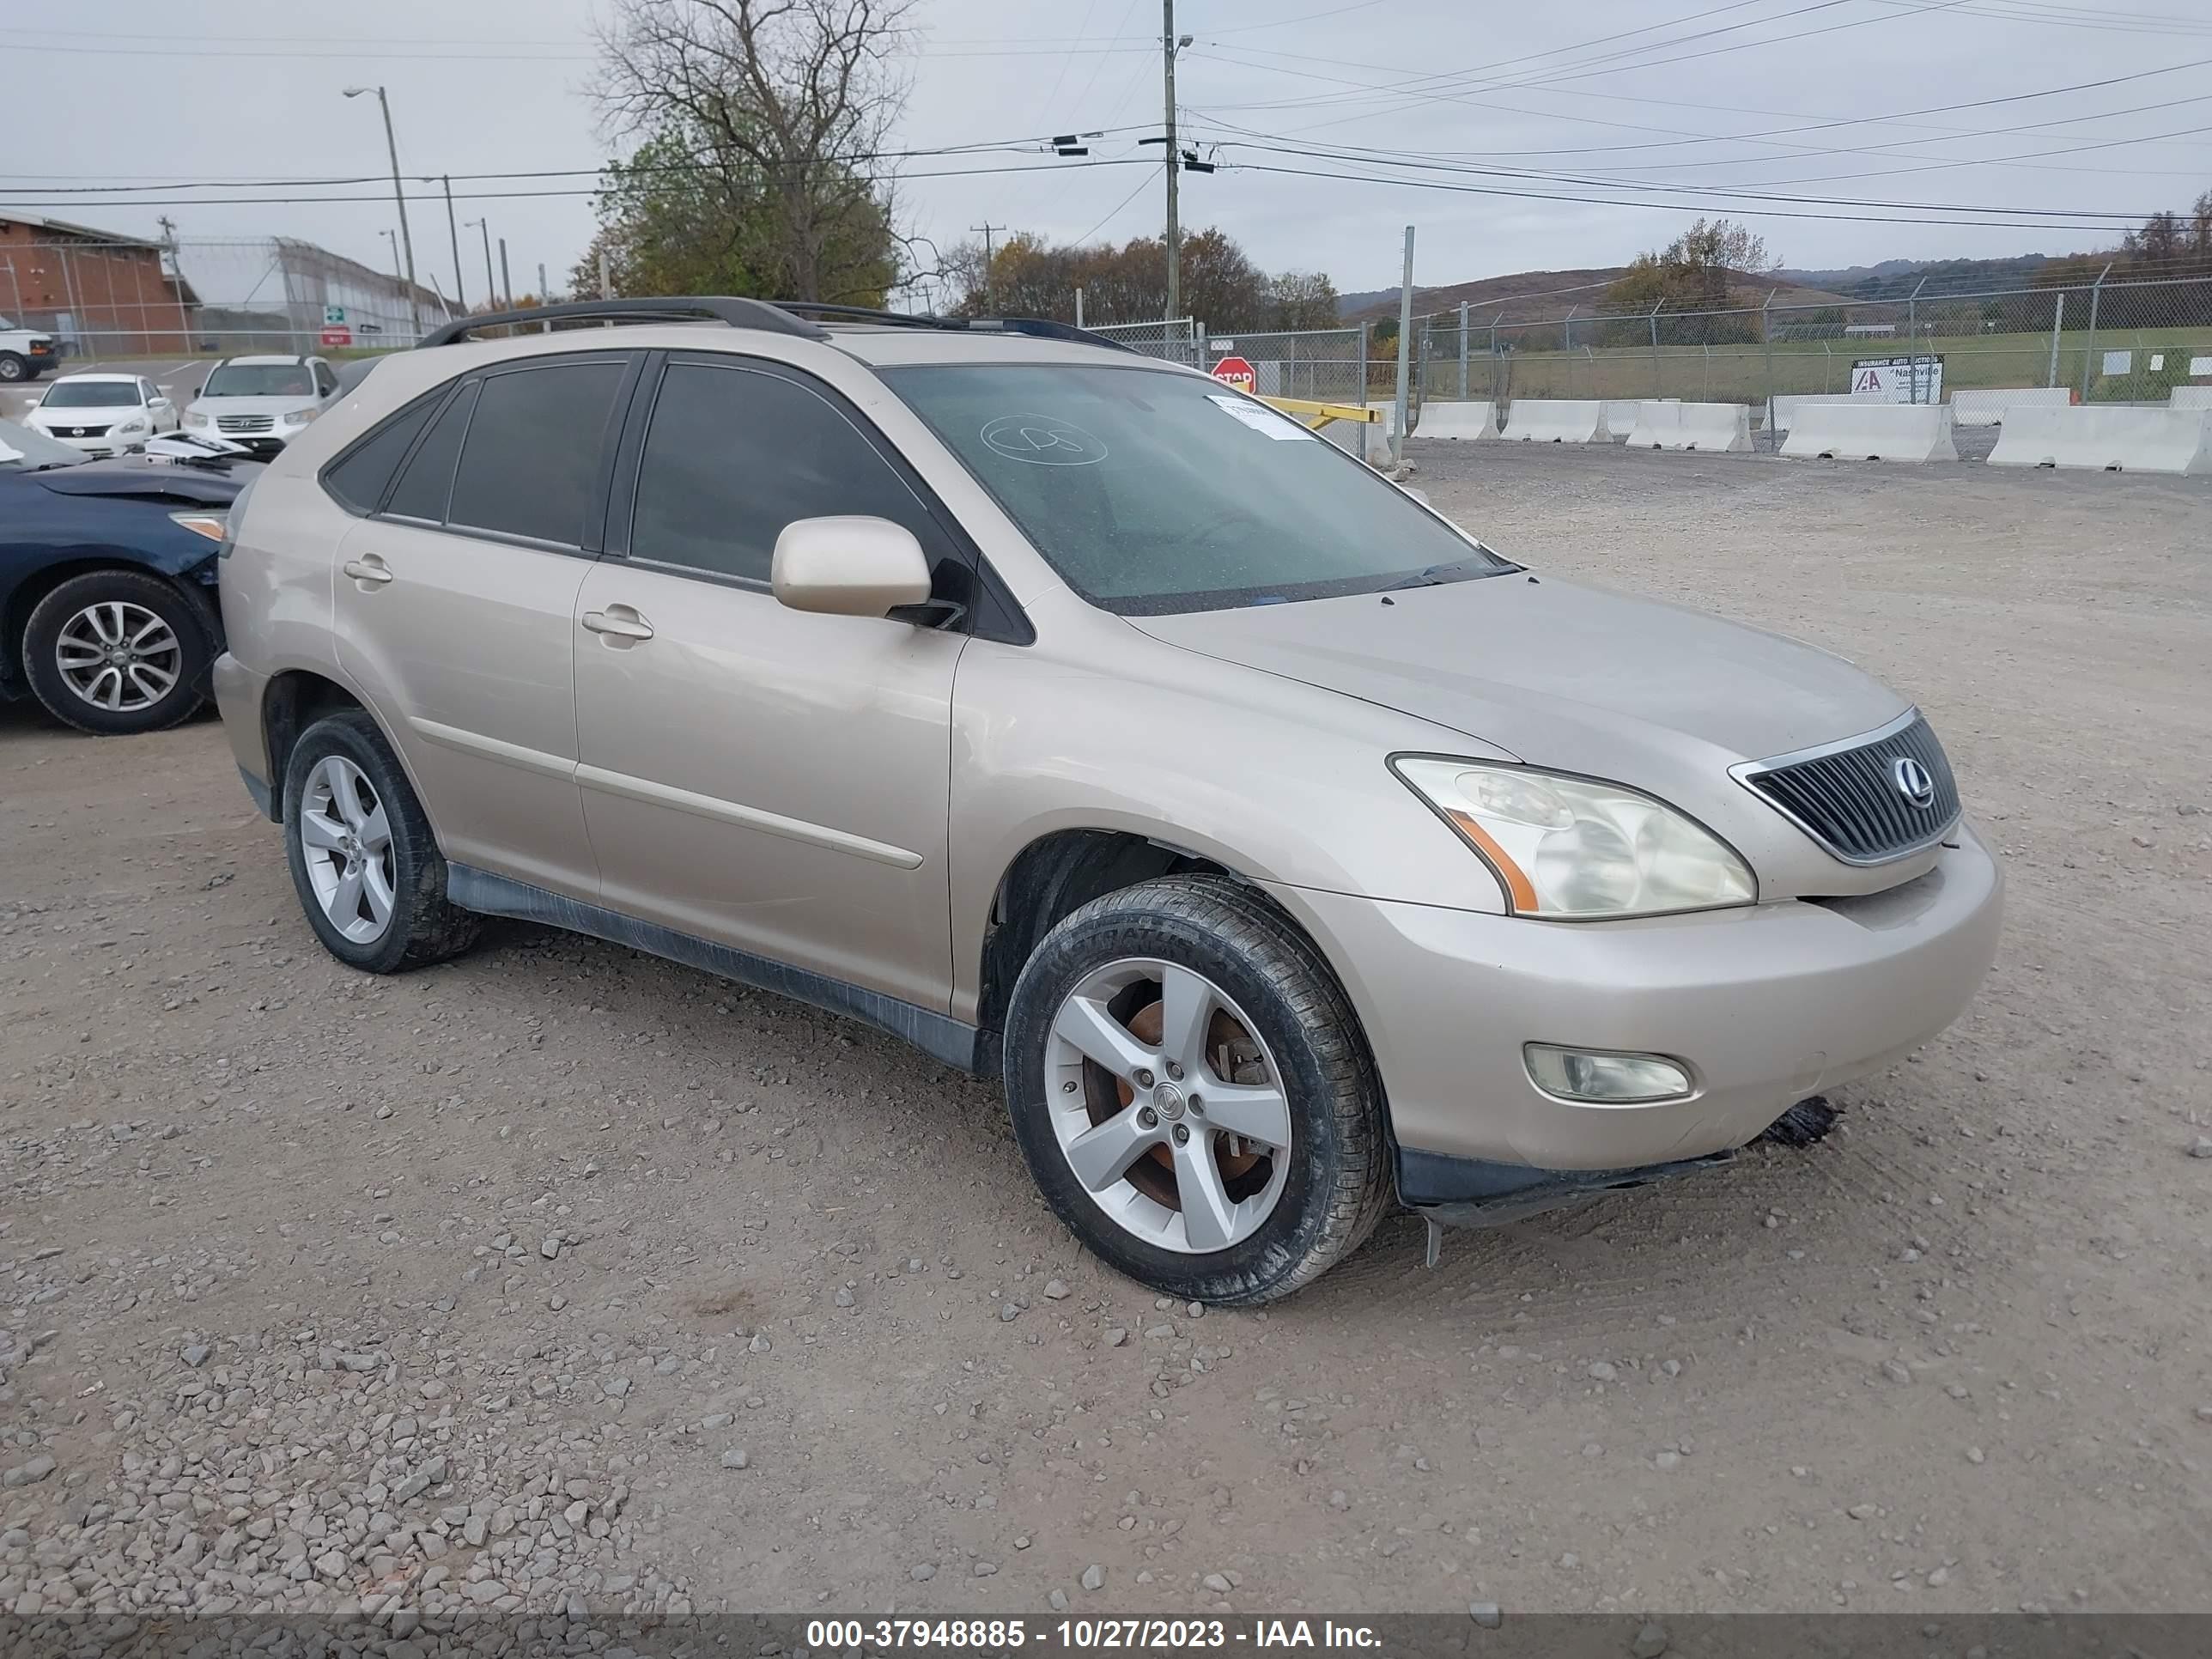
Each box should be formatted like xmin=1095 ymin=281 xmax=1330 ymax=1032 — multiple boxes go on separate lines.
xmin=260 ymin=669 xmax=378 ymax=822
xmin=971 ymin=828 xmax=1363 ymax=1079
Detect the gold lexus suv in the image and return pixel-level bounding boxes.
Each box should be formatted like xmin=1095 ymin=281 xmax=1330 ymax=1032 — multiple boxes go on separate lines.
xmin=212 ymin=298 xmax=2002 ymax=1304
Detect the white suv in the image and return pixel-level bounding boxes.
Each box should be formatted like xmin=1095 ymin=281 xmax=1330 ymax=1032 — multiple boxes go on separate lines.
xmin=182 ymin=354 xmax=338 ymax=457
xmin=22 ymin=373 xmax=179 ymax=456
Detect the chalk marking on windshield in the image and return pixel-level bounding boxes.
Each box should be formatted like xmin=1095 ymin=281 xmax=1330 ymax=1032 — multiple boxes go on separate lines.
xmin=980 ymin=412 xmax=1109 ymax=466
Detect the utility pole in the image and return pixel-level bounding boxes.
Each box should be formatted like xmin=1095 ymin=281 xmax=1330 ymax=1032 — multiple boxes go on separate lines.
xmin=343 ymin=87 xmax=419 ymax=339
xmin=498 ymin=238 xmax=514 ymax=311
xmin=380 ymin=228 xmax=402 ymax=285
xmin=599 ymin=249 xmax=612 ymax=301
xmin=1163 ymin=0 xmax=1180 ymax=323
xmin=443 ymin=176 xmax=465 ymax=311
xmin=969 ymin=222 xmax=1004 ymax=311
xmin=1391 ymin=225 xmax=1414 ymax=470
xmin=465 ymin=220 xmax=495 ymax=312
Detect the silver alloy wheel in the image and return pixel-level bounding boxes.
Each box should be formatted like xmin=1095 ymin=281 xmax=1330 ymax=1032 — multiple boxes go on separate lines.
xmin=299 ymin=755 xmax=396 ymax=944
xmin=53 ymin=601 xmax=182 ymax=714
xmin=1045 ymin=957 xmax=1294 ymax=1255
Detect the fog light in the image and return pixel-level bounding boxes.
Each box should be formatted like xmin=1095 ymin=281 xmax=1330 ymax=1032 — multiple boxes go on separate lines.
xmin=1525 ymin=1044 xmax=1692 ymax=1103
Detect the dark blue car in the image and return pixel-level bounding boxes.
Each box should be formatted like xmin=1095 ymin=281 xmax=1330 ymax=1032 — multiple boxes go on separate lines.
xmin=2 ymin=419 xmax=261 ymax=736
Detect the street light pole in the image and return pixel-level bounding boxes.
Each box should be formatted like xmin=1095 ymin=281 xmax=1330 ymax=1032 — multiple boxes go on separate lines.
xmin=343 ymin=86 xmax=420 ymax=340
xmin=379 ymin=228 xmax=402 ymax=285
xmin=443 ymin=175 xmax=465 ymax=312
xmin=465 ymin=219 xmax=495 ymax=312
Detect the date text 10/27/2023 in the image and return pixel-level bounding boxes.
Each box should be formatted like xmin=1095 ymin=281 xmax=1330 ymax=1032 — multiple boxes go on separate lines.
xmin=804 ymin=1620 xmax=1389 ymax=1650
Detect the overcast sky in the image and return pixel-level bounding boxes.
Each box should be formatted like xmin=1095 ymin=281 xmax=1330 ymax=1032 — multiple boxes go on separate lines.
xmin=5 ymin=0 xmax=2206 ymax=312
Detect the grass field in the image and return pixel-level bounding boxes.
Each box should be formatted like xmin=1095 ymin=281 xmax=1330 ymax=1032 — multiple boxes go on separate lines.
xmin=1419 ymin=323 xmax=2212 ymax=404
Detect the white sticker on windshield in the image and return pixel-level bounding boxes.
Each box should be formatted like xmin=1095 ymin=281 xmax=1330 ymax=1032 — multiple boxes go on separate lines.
xmin=1206 ymin=393 xmax=1315 ymax=441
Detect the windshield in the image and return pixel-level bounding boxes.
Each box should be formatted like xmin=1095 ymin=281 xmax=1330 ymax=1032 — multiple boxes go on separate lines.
xmin=40 ymin=380 xmax=141 ymax=409
xmin=0 ymin=418 xmax=88 ymax=470
xmin=203 ymin=364 xmax=314 ymax=398
xmin=880 ymin=362 xmax=1511 ymax=614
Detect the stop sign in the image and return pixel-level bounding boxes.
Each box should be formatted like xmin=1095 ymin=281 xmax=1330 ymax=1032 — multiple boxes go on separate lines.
xmin=1211 ymin=355 xmax=1255 ymax=392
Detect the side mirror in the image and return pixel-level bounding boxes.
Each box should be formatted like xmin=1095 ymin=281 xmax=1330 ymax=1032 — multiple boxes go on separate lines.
xmin=772 ymin=516 xmax=932 ymax=619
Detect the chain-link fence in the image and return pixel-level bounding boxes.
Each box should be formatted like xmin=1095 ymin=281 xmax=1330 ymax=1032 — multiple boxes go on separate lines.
xmin=0 ymin=234 xmax=456 ymax=362
xmin=1086 ymin=316 xmax=1204 ymax=367
xmin=1409 ymin=271 xmax=2212 ymax=428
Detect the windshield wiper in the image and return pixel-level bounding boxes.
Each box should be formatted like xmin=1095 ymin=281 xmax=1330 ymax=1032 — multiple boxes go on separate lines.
xmin=1379 ymin=556 xmax=1518 ymax=591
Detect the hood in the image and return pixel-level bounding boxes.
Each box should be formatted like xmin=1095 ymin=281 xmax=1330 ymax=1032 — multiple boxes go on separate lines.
xmin=28 ymin=402 xmax=142 ymax=424
xmin=33 ymin=455 xmax=259 ymax=505
xmin=1129 ymin=574 xmax=1923 ymax=900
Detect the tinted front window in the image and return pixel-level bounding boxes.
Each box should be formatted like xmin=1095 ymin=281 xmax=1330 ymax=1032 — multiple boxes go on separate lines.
xmin=325 ymin=395 xmax=440 ymax=515
xmin=882 ymin=363 xmax=1510 ymax=614
xmin=384 ymin=383 xmax=476 ymax=522
xmin=42 ymin=381 xmax=142 ymax=409
xmin=204 ymin=364 xmax=315 ymax=398
xmin=448 ymin=362 xmax=625 ymax=547
xmin=630 ymin=362 xmax=947 ymax=583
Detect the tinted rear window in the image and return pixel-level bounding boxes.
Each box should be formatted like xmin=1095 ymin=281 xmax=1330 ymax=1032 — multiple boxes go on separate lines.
xmin=448 ymin=361 xmax=625 ymax=547
xmin=384 ymin=383 xmax=476 ymax=523
xmin=324 ymin=395 xmax=441 ymax=515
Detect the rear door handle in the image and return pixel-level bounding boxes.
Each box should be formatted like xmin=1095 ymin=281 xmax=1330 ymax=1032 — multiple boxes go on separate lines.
xmin=582 ymin=605 xmax=655 ymax=641
xmin=342 ymin=556 xmax=393 ymax=586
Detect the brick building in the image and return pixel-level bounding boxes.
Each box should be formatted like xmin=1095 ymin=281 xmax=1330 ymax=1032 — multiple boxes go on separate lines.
xmin=0 ymin=214 xmax=198 ymax=355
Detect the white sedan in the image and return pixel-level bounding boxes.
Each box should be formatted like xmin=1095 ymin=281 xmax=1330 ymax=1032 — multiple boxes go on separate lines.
xmin=21 ymin=374 xmax=180 ymax=457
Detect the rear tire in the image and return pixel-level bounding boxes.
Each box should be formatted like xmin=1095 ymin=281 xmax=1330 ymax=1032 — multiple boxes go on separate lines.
xmin=21 ymin=568 xmax=211 ymax=736
xmin=283 ymin=710 xmax=480 ymax=973
xmin=1002 ymin=876 xmax=1393 ymax=1305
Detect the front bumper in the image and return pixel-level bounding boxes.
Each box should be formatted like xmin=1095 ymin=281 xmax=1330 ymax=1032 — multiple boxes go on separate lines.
xmin=1276 ymin=825 xmax=2003 ymax=1183
xmin=32 ymin=427 xmax=148 ymax=458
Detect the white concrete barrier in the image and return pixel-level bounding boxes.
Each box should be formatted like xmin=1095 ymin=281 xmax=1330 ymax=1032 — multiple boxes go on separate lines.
xmin=1948 ymin=387 xmax=2071 ymax=427
xmin=2170 ymin=386 xmax=2212 ymax=411
xmin=1603 ymin=399 xmax=1657 ymax=440
xmin=1625 ymin=401 xmax=1753 ymax=453
xmin=1414 ymin=400 xmax=1500 ymax=440
xmin=1503 ymin=399 xmax=1612 ymax=443
xmin=1362 ymin=422 xmax=1395 ymax=465
xmin=1780 ymin=404 xmax=1958 ymax=463
xmin=1768 ymin=393 xmax=1855 ymax=430
xmin=1986 ymin=406 xmax=2212 ymax=475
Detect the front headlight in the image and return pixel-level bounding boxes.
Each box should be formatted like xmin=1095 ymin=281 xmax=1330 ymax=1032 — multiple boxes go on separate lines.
xmin=1393 ymin=757 xmax=1756 ymax=920
xmin=183 ymin=410 xmax=210 ymax=428
xmin=115 ymin=416 xmax=149 ymax=434
xmin=283 ymin=407 xmax=319 ymax=427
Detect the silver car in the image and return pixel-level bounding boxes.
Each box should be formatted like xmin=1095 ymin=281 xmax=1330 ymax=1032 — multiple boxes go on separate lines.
xmin=209 ymin=298 xmax=2002 ymax=1304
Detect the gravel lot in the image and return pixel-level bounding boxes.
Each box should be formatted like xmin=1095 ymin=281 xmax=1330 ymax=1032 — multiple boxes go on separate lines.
xmin=3 ymin=445 xmax=2208 ymax=1636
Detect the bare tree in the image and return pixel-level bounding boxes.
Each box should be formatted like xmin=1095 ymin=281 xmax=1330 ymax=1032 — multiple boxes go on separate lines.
xmin=593 ymin=0 xmax=914 ymax=301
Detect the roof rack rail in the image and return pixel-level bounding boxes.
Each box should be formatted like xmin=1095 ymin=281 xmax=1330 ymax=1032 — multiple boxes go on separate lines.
xmin=418 ymin=296 xmax=829 ymax=349
xmin=767 ymin=301 xmax=1136 ymax=354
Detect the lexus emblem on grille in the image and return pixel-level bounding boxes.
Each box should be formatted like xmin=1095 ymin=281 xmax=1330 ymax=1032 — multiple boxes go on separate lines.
xmin=1891 ymin=756 xmax=1937 ymax=810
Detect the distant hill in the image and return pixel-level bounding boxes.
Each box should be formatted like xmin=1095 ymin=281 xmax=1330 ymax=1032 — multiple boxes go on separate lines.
xmin=1336 ymin=264 xmax=1853 ymax=324
xmin=1774 ymin=255 xmax=2051 ymax=299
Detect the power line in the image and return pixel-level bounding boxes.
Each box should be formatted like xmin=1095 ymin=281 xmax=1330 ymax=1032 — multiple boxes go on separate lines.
xmin=1224 ymin=157 xmax=2172 ymax=233
xmin=1206 ymin=136 xmax=2167 ymax=220
xmin=0 ymin=159 xmax=1155 ymax=210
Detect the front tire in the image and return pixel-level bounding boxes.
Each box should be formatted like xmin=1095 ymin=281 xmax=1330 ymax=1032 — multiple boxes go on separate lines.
xmin=0 ymin=353 xmax=26 ymax=385
xmin=21 ymin=568 xmax=211 ymax=736
xmin=1002 ymin=876 xmax=1393 ymax=1305
xmin=283 ymin=710 xmax=480 ymax=973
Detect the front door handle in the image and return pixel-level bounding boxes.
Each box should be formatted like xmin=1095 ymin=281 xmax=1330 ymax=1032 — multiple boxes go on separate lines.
xmin=582 ymin=605 xmax=655 ymax=641
xmin=342 ymin=556 xmax=393 ymax=586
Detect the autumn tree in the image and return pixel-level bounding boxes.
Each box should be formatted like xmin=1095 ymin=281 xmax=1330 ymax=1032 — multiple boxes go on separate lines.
xmin=587 ymin=0 xmax=910 ymax=304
